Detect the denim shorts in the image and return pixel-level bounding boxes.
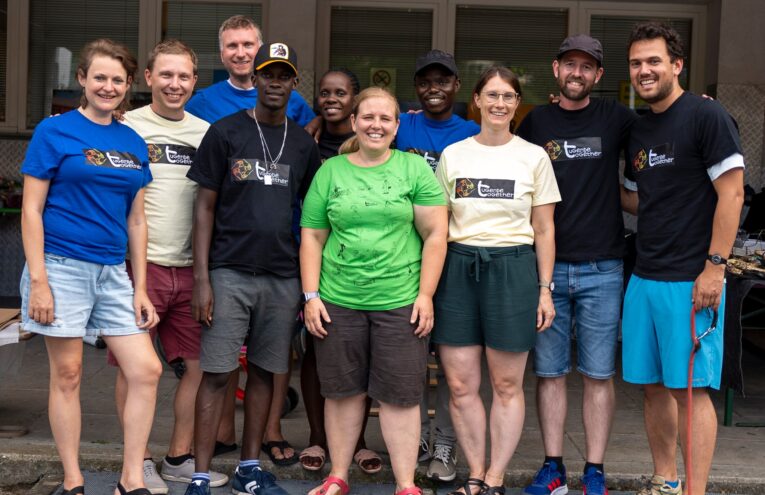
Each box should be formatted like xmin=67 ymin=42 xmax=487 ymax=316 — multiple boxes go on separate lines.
xmin=199 ymin=268 xmax=301 ymax=374
xmin=622 ymin=275 xmax=724 ymax=390
xmin=20 ymin=253 xmax=145 ymax=338
xmin=533 ymin=259 xmax=623 ymax=379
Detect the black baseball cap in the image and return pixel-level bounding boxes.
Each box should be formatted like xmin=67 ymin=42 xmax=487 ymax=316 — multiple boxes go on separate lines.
xmin=414 ymin=50 xmax=459 ymax=77
xmin=254 ymin=42 xmax=298 ymax=74
xmin=557 ymin=34 xmax=603 ymax=65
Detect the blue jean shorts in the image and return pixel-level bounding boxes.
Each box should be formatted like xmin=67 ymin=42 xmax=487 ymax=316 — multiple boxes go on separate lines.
xmin=20 ymin=253 xmax=144 ymax=338
xmin=622 ymin=275 xmax=724 ymax=389
xmin=533 ymin=259 xmax=623 ymax=379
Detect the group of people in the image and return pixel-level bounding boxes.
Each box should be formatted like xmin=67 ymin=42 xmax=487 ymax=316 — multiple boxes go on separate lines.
xmin=19 ymin=12 xmax=744 ymax=495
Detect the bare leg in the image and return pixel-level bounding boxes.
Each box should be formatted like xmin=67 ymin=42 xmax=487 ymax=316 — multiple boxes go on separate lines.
xmin=484 ymin=348 xmax=528 ymax=488
xmin=115 ymin=369 xmax=152 ymax=458
xmin=216 ymin=371 xmax=238 ymax=446
xmin=582 ymin=375 xmax=614 ymax=464
xmin=308 ymin=394 xmax=366 ymax=495
xmin=643 ymin=383 xmax=679 ymax=482
xmin=194 ymin=370 xmax=234 ymax=473
xmin=379 ymin=401 xmax=420 ymax=491
xmin=439 ymin=344 xmax=486 ymax=489
xmin=45 ymin=336 xmax=85 ymax=491
xmin=301 ymin=338 xmax=326 ymax=449
xmin=168 ymin=358 xmax=203 ymax=456
xmin=241 ymin=363 xmax=273 ymax=461
xmin=105 ymin=333 xmax=163 ymax=493
xmin=263 ymin=366 xmax=294 ymax=462
xmin=670 ymin=387 xmax=717 ymax=495
xmin=536 ymin=376 xmax=566 ymax=457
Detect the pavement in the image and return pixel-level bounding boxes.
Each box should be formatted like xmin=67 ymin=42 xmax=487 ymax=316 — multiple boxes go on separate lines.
xmin=1 ymin=334 xmax=764 ymax=495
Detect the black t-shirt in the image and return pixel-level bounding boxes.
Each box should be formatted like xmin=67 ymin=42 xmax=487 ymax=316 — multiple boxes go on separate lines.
xmin=517 ymin=98 xmax=636 ymax=261
xmin=318 ymin=126 xmax=353 ymax=161
xmin=625 ymin=92 xmax=742 ymax=281
xmin=187 ymin=109 xmax=321 ymax=277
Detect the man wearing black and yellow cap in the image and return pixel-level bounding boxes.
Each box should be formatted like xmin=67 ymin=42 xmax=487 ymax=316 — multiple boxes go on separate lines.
xmin=184 ymin=42 xmax=321 ymax=495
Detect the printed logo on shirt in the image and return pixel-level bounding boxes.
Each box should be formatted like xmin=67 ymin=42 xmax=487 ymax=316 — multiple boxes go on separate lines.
xmin=455 ymin=178 xmax=515 ymax=199
xmin=544 ymin=138 xmax=602 ymax=162
xmin=230 ymin=158 xmax=289 ymax=187
xmin=406 ymin=148 xmax=441 ymax=172
xmin=83 ymin=148 xmax=142 ymax=170
xmin=632 ymin=143 xmax=675 ymax=172
xmin=147 ymin=144 xmax=196 ymax=165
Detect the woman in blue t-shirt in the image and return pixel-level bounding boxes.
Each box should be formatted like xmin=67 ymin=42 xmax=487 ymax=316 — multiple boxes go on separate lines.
xmin=20 ymin=39 xmax=160 ymax=495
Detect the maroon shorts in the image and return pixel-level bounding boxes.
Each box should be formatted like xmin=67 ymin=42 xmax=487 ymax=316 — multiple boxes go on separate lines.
xmin=107 ymin=262 xmax=201 ymax=366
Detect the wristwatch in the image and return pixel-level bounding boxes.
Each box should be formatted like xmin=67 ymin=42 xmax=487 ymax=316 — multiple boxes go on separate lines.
xmin=302 ymin=291 xmax=321 ymax=303
xmin=707 ymin=254 xmax=728 ymax=266
xmin=539 ymin=281 xmax=555 ymax=292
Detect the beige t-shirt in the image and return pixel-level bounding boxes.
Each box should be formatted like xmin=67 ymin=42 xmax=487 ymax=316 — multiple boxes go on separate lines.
xmin=123 ymin=105 xmax=209 ymax=266
xmin=436 ymin=136 xmax=561 ymax=247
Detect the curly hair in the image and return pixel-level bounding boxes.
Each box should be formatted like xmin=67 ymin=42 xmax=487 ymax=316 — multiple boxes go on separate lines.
xmin=628 ymin=21 xmax=685 ymax=62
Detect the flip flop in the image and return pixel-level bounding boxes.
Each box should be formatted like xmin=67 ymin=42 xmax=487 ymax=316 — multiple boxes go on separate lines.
xmin=300 ymin=444 xmax=326 ymax=471
xmin=354 ymin=448 xmax=383 ymax=474
xmin=315 ymin=476 xmax=349 ymax=495
xmin=394 ymin=487 xmax=422 ymax=495
xmin=262 ymin=440 xmax=299 ymax=466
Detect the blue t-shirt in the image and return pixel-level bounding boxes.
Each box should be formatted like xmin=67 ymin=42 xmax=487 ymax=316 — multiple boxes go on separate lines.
xmin=396 ymin=113 xmax=480 ymax=171
xmin=21 ymin=110 xmax=152 ymax=265
xmin=186 ymin=80 xmax=316 ymax=126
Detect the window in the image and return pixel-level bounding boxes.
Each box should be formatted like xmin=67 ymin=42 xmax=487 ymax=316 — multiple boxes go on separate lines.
xmin=162 ymin=1 xmax=263 ymax=89
xmin=26 ymin=0 xmax=139 ymax=127
xmin=329 ymin=6 xmax=433 ymax=104
xmin=454 ymin=5 xmax=568 ymax=106
xmin=590 ymin=15 xmax=692 ymax=107
xmin=0 ymin=0 xmax=6 ymax=122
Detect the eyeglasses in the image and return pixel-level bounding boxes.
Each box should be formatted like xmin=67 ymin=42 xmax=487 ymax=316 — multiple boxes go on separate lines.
xmin=482 ymin=91 xmax=519 ymax=103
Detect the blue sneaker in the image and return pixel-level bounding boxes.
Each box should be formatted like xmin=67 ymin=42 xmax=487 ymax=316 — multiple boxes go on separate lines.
xmin=581 ymin=467 xmax=608 ymax=495
xmin=231 ymin=466 xmax=289 ymax=495
xmin=523 ymin=461 xmax=568 ymax=495
xmin=184 ymin=480 xmax=211 ymax=495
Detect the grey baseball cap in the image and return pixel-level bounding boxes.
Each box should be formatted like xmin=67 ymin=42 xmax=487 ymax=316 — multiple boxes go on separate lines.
xmin=557 ymin=34 xmax=603 ymax=65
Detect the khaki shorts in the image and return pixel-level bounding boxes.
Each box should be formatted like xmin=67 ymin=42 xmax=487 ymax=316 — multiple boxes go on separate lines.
xmin=314 ymin=301 xmax=428 ymax=406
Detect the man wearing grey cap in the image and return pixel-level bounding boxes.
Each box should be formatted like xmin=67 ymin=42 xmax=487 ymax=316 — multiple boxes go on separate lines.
xmin=517 ymin=34 xmax=637 ymax=495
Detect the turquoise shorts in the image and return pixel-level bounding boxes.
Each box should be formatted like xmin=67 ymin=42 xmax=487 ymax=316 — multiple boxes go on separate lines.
xmin=622 ymin=274 xmax=725 ymax=389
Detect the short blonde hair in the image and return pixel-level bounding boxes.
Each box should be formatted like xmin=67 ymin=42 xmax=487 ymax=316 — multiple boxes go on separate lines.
xmin=218 ymin=15 xmax=263 ymax=50
xmin=339 ymin=87 xmax=400 ymax=154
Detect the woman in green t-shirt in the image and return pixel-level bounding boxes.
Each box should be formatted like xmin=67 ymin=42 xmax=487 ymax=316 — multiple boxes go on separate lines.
xmin=300 ymin=87 xmax=448 ymax=495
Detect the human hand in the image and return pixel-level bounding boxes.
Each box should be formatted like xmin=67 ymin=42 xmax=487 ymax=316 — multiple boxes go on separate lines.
xmin=304 ymin=298 xmax=330 ymax=338
xmin=692 ymin=264 xmax=725 ymax=310
xmin=191 ymin=279 xmax=214 ymax=326
xmin=411 ymin=294 xmax=434 ymax=338
xmin=28 ymin=280 xmax=55 ymax=325
xmin=304 ymin=116 xmax=323 ymax=142
xmin=536 ymin=290 xmax=555 ymax=331
xmin=134 ymin=290 xmax=159 ymax=329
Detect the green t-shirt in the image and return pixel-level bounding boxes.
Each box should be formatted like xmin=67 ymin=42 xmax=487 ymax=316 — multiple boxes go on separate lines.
xmin=301 ymin=149 xmax=446 ymax=310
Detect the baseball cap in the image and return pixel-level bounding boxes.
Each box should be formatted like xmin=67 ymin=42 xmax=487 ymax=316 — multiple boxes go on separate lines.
xmin=414 ymin=50 xmax=459 ymax=77
xmin=254 ymin=42 xmax=298 ymax=74
xmin=557 ymin=34 xmax=603 ymax=65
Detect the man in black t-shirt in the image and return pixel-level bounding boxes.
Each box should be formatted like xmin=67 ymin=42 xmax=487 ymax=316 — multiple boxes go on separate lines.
xmin=621 ymin=22 xmax=744 ymax=495
xmin=185 ymin=43 xmax=320 ymax=495
xmin=517 ymin=35 xmax=636 ymax=495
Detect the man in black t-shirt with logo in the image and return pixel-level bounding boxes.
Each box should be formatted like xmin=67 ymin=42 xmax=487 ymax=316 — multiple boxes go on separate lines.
xmin=185 ymin=43 xmax=320 ymax=495
xmin=517 ymin=35 xmax=636 ymax=495
xmin=621 ymin=22 xmax=744 ymax=495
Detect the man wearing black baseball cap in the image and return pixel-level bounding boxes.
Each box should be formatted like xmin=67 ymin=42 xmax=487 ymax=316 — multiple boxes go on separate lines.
xmin=517 ymin=35 xmax=637 ymax=495
xmin=186 ymin=41 xmax=321 ymax=495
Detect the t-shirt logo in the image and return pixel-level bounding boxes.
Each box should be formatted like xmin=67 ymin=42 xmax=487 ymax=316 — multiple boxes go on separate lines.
xmin=231 ymin=159 xmax=254 ymax=180
xmin=147 ymin=143 xmax=195 ymax=165
xmin=633 ymin=143 xmax=675 ymax=172
xmin=544 ymin=138 xmax=602 ymax=162
xmin=455 ymin=178 xmax=515 ymax=199
xmin=83 ymin=148 xmax=142 ymax=170
xmin=270 ymin=43 xmax=288 ymax=59
xmin=230 ymin=158 xmax=289 ymax=187
xmin=406 ymin=148 xmax=440 ymax=172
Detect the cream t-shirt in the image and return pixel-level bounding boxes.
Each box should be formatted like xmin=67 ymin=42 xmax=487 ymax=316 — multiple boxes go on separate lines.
xmin=436 ymin=135 xmax=561 ymax=247
xmin=123 ymin=105 xmax=209 ymax=266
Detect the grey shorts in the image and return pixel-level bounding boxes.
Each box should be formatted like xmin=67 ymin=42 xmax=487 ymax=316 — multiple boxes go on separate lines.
xmin=314 ymin=301 xmax=428 ymax=407
xmin=200 ymin=268 xmax=301 ymax=374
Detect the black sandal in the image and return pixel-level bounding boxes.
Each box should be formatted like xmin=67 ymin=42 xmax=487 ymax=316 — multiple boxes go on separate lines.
xmin=480 ymin=486 xmax=505 ymax=495
xmin=116 ymin=482 xmax=152 ymax=495
xmin=61 ymin=486 xmax=84 ymax=495
xmin=448 ymin=478 xmax=486 ymax=495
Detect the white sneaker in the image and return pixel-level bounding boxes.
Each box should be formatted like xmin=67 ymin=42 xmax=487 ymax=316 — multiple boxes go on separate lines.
xmin=143 ymin=459 xmax=169 ymax=495
xmin=161 ymin=457 xmax=229 ymax=487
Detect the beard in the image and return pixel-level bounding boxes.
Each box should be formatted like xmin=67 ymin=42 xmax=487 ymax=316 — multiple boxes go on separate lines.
xmin=636 ymin=76 xmax=675 ymax=104
xmin=558 ymin=75 xmax=593 ymax=101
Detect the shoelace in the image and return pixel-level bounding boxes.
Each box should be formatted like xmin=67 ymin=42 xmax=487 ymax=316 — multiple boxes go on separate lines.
xmin=419 ymin=438 xmax=429 ymax=453
xmin=143 ymin=461 xmax=158 ymax=478
xmin=431 ymin=444 xmax=453 ymax=465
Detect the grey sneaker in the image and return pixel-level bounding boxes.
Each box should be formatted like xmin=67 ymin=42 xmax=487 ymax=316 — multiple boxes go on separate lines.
xmin=418 ymin=438 xmax=431 ymax=463
xmin=636 ymin=475 xmax=682 ymax=495
xmin=143 ymin=459 xmax=169 ymax=495
xmin=426 ymin=443 xmax=456 ymax=481
xmin=161 ymin=457 xmax=229 ymax=487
